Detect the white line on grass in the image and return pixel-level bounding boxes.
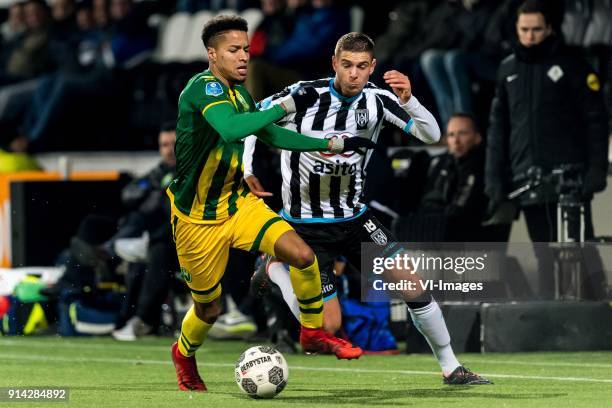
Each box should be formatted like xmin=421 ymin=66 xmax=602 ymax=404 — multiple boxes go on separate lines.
xmin=461 ymin=359 xmax=612 ymax=369
xmin=0 ymin=339 xmax=174 ymax=352
xmin=1 ymin=353 xmax=611 ymax=384
xmin=3 ymin=339 xmax=612 ymax=369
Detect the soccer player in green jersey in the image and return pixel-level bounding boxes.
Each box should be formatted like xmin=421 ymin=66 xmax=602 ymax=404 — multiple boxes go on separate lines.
xmin=167 ymin=15 xmax=375 ymax=391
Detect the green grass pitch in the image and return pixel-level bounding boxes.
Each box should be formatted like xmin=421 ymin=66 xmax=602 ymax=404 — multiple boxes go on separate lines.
xmin=1 ymin=336 xmax=611 ymax=407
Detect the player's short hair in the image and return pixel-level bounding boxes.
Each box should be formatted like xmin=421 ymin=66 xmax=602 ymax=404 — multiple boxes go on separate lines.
xmin=201 ymin=15 xmax=248 ymax=48
xmin=517 ymin=0 xmax=551 ymax=25
xmin=448 ymin=112 xmax=480 ymax=134
xmin=334 ymin=32 xmax=375 ymax=58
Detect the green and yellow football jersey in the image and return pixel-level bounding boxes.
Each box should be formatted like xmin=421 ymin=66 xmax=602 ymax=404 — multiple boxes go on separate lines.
xmin=168 ymin=70 xmax=258 ymax=224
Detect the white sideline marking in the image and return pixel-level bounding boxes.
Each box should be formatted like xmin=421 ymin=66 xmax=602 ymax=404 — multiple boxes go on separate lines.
xmin=462 ymin=358 xmax=612 ymax=369
xmin=3 ymin=340 xmax=612 ymax=369
xmin=0 ymin=339 xmax=174 ymax=352
xmin=1 ymin=353 xmax=612 ymax=384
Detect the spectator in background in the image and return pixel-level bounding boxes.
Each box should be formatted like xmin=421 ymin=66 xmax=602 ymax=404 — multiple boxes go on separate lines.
xmin=0 ymin=0 xmax=82 ymax=138
xmin=245 ymin=0 xmax=296 ymax=100
xmin=175 ymin=0 xmax=210 ymax=12
xmin=419 ymin=0 xmax=509 ymax=125
xmin=19 ymin=0 xmax=157 ymax=151
xmin=50 ymin=0 xmax=77 ymax=42
xmin=373 ymin=1 xmax=460 ymax=87
xmin=108 ymin=123 xmax=178 ymax=340
xmin=245 ymin=0 xmax=350 ymax=99
xmin=268 ymin=0 xmax=349 ymax=77
xmin=18 ymin=0 xmax=111 ymax=150
xmin=93 ymin=0 xmax=110 ymax=29
xmin=175 ymin=0 xmax=259 ymax=12
xmin=1 ymin=2 xmax=26 ymax=44
xmin=47 ymin=123 xmax=176 ymax=303
xmin=420 ymin=112 xmax=510 ymax=241
xmin=108 ymin=0 xmax=155 ymax=66
xmin=486 ymin=0 xmax=609 ymax=296
xmin=0 ymin=0 xmax=55 ymax=85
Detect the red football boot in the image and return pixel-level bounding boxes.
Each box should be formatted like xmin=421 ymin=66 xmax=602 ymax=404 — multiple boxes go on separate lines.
xmin=171 ymin=342 xmax=207 ymax=391
xmin=300 ymin=326 xmax=363 ymax=360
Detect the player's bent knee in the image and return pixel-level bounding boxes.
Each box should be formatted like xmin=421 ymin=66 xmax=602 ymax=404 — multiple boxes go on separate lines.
xmin=293 ymin=246 xmax=315 ymax=269
xmin=275 ymin=231 xmax=315 ymax=268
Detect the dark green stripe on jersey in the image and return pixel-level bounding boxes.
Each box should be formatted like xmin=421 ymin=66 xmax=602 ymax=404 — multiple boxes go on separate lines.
xmin=227 ymin=152 xmax=244 ymax=216
xmin=203 ymin=146 xmax=234 ymax=220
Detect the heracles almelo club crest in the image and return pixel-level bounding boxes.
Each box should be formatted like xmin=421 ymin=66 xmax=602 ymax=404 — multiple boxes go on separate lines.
xmin=371 ymin=229 xmax=388 ymax=246
xmin=355 ymin=109 xmax=368 ymax=127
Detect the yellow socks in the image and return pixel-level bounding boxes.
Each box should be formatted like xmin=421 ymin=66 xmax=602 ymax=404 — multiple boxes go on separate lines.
xmin=177 ymin=305 xmax=212 ymax=357
xmin=289 ymin=257 xmax=323 ymax=329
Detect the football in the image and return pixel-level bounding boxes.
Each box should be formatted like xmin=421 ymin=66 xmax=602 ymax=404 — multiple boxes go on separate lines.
xmin=235 ymin=345 xmax=289 ymax=399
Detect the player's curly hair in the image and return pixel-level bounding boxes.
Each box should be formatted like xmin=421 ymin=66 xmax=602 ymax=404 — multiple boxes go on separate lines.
xmin=201 ymin=15 xmax=248 ymax=48
xmin=334 ymin=32 xmax=375 ymax=57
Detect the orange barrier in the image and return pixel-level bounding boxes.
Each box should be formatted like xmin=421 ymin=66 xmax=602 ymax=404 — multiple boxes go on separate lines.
xmin=0 ymin=171 xmax=119 ymax=267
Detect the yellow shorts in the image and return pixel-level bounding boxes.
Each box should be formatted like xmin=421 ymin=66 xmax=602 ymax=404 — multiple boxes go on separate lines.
xmin=172 ymin=193 xmax=293 ymax=303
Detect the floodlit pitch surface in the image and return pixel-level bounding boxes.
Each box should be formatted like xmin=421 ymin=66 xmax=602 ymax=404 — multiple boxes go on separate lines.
xmin=1 ymin=337 xmax=611 ymax=407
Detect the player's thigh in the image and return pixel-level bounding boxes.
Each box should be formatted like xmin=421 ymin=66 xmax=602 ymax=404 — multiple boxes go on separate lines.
xmin=291 ymin=223 xmax=340 ymax=299
xmin=230 ymin=194 xmax=294 ymax=257
xmin=344 ymin=211 xmax=406 ymax=275
xmin=345 ymin=212 xmax=423 ymax=297
xmin=172 ymin=214 xmax=230 ymax=303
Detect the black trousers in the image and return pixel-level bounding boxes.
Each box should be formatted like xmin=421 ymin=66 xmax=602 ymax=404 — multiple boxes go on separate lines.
xmin=136 ymin=239 xmax=178 ymax=326
xmin=522 ymin=201 xmax=606 ymax=299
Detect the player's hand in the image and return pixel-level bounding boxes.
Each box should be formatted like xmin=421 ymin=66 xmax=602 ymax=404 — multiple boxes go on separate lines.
xmin=384 ymin=70 xmax=412 ymax=104
xmin=279 ymin=86 xmax=318 ymax=114
xmin=328 ymin=137 xmax=379 ymax=155
xmin=245 ymin=175 xmax=273 ymax=197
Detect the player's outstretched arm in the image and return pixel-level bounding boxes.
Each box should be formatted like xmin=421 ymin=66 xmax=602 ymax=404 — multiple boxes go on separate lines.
xmin=203 ymin=86 xmax=320 ymax=144
xmin=255 ymin=124 xmax=378 ymax=154
xmin=255 ymin=124 xmax=329 ymax=151
xmin=204 ymin=102 xmax=287 ymax=143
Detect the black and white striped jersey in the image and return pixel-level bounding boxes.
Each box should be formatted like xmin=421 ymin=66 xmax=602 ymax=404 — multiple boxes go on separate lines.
xmin=243 ymin=78 xmax=440 ymax=223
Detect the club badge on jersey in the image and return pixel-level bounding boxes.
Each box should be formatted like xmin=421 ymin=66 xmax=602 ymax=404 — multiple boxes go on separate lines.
xmin=355 ymin=109 xmax=369 ymax=127
xmin=206 ymin=82 xmax=223 ymax=97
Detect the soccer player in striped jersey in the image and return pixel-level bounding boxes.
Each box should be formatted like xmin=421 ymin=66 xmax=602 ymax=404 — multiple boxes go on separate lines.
xmin=245 ymin=32 xmax=491 ymax=385
xmin=168 ymin=16 xmax=377 ymax=392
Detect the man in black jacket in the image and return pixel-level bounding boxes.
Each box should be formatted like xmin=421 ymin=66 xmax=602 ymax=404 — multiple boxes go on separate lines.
xmin=422 ymin=113 xmax=487 ymax=241
xmin=485 ymin=0 xmax=609 ymax=297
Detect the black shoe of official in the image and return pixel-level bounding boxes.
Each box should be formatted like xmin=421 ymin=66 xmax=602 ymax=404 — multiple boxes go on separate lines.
xmin=274 ymin=329 xmax=297 ymax=355
xmin=443 ymin=366 xmax=492 ymax=385
xmin=250 ymin=254 xmax=273 ymax=298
